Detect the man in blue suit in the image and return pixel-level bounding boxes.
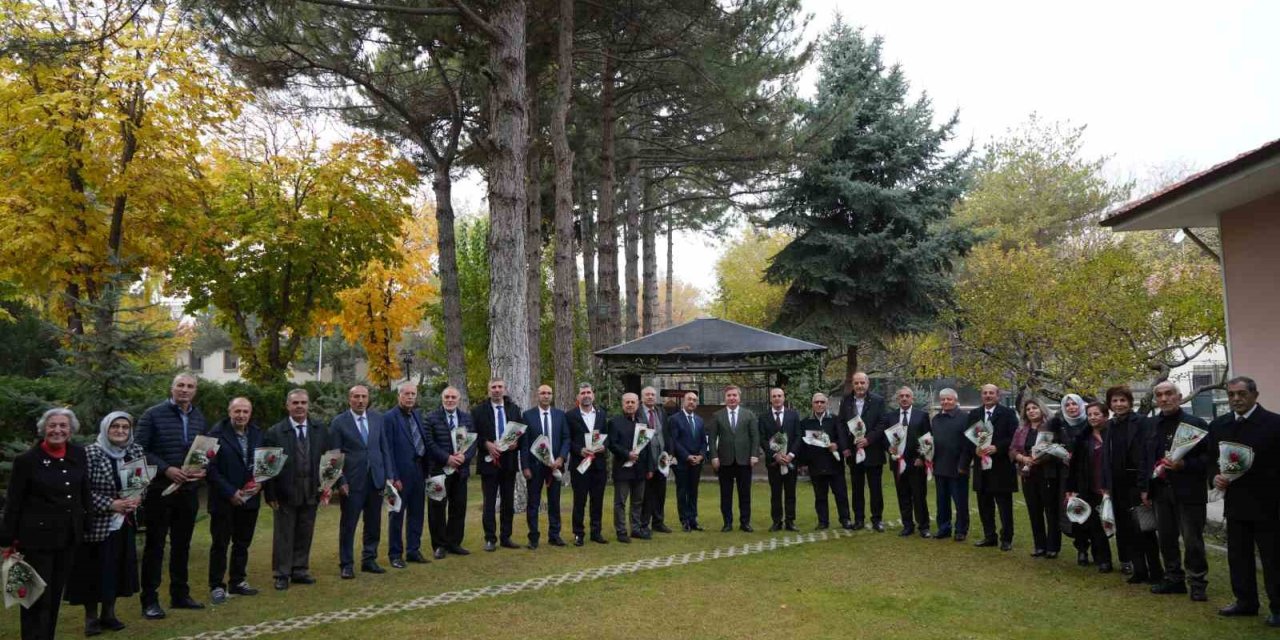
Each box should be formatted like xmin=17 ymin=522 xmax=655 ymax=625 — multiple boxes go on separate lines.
xmin=206 ymin=397 xmax=263 ymax=604
xmin=521 ymin=384 xmax=570 ymax=549
xmin=669 ymin=391 xmax=708 ymax=532
xmin=423 ymin=386 xmax=475 ymax=559
xmin=473 ymin=378 xmax=524 ymax=552
xmin=382 ymin=382 xmax=430 ymax=568
xmin=331 ymin=385 xmax=395 ymax=579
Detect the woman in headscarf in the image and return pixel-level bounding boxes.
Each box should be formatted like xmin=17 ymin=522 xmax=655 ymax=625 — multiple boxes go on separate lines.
xmin=1011 ymin=397 xmax=1067 ymax=558
xmin=65 ymin=412 xmax=143 ymax=635
xmin=0 ymin=408 xmax=92 ymax=640
xmin=1050 ymin=394 xmax=1090 ymax=565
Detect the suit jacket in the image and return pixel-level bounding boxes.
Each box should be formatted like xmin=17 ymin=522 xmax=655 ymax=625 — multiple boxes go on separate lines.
xmin=383 ymin=407 xmax=427 ymax=481
xmin=640 ymin=403 xmax=673 ymax=459
xmin=759 ymin=406 xmax=802 ymax=468
xmin=423 ymin=407 xmax=476 ymax=478
xmin=473 ymin=396 xmax=524 ymax=477
xmin=799 ymin=413 xmax=845 ymax=476
xmin=839 ymin=392 xmax=887 ymax=467
xmin=608 ymin=413 xmax=656 ymax=481
xmin=329 ymin=409 xmax=393 ymax=496
xmin=930 ymin=409 xmax=974 ymax=479
xmin=881 ymin=405 xmax=932 ymax=465
xmin=708 ymin=407 xmax=760 ymax=467
xmin=206 ymin=418 xmax=265 ymax=513
xmin=1143 ymin=409 xmax=1212 ymax=504
xmin=0 ymin=443 xmax=91 ymax=551
xmin=669 ymin=410 xmax=708 ymax=464
xmin=262 ymin=417 xmax=331 ymax=507
xmin=84 ymin=443 xmax=146 ymax=542
xmin=521 ymin=406 xmax=571 ymax=472
xmin=1209 ymin=404 xmax=1280 ymax=522
xmin=567 ymin=407 xmax=609 ymax=474
xmin=968 ymin=404 xmax=1018 ymax=493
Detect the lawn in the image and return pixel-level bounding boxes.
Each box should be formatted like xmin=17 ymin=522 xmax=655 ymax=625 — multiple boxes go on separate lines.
xmin=2 ymin=470 xmax=1271 ymax=639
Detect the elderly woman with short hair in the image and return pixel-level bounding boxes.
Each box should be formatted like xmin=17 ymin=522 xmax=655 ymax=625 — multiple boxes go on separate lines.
xmin=0 ymin=408 xmax=93 ymax=640
xmin=65 ymin=411 xmax=144 ymax=635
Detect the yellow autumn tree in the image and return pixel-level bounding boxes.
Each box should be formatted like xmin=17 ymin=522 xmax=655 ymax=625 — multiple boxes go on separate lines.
xmin=710 ymin=229 xmax=791 ymax=328
xmin=330 ymin=204 xmax=440 ymax=389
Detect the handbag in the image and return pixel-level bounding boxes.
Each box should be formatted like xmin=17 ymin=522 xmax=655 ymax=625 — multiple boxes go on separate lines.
xmin=1130 ymin=504 xmax=1157 ymax=533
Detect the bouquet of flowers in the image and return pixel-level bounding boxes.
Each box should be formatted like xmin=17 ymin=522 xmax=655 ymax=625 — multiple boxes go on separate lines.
xmin=1153 ymin=422 xmax=1210 ymax=479
xmin=1099 ymin=494 xmax=1116 ymax=538
xmin=848 ymin=417 xmax=867 ymax=464
xmin=485 ymin=421 xmax=528 ymax=463
xmin=1031 ymin=432 xmax=1070 ymax=464
xmin=884 ymin=423 xmax=908 ymax=476
xmin=318 ymin=450 xmax=345 ymax=505
xmin=447 ymin=427 xmax=478 ymax=476
xmin=118 ymin=458 xmax=156 ymax=501
xmin=1208 ymin=441 xmax=1255 ymax=502
xmin=624 ymin=425 xmax=654 ymax=468
xmin=426 ymin=474 xmax=448 ymax=502
xmin=803 ymin=430 xmax=840 ymax=461
xmin=1065 ymin=496 xmax=1092 ymax=524
xmin=965 ymin=421 xmax=994 ymax=471
xmin=161 ymin=435 xmax=221 ymax=496
xmin=245 ymin=447 xmax=287 ymax=493
xmin=2 ymin=551 xmax=47 ymax=609
xmin=576 ymin=432 xmax=608 ymax=475
xmin=769 ymin=432 xmax=790 ymax=475
xmin=918 ymin=433 xmax=935 ymax=482
xmin=529 ymin=434 xmax=563 ymax=480
xmin=383 ymin=481 xmax=402 ymax=513
xmin=657 ymin=451 xmax=674 ymax=478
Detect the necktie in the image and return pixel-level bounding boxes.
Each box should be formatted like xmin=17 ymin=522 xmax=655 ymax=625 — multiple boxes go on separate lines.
xmin=448 ymin=412 xmax=456 ymax=430
xmin=775 ymin=411 xmax=782 ymax=427
xmin=730 ymin=410 xmax=737 ymax=431
xmin=647 ymin=408 xmax=656 ymax=429
xmin=408 ymin=413 xmax=424 ymax=457
xmin=296 ymin=425 xmax=307 ymax=446
xmin=358 ymin=415 xmax=368 ymax=445
xmin=688 ymin=413 xmax=696 ymax=438
xmin=986 ymin=409 xmax=993 ymax=424
xmin=497 ymin=404 xmax=506 ymax=438
xmin=543 ymin=411 xmax=551 ymax=451
xmin=902 ymin=409 xmax=908 ymax=425
xmin=1237 ymin=414 xmax=1245 ymax=423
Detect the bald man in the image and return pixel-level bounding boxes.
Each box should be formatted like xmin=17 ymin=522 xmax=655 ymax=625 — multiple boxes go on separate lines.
xmin=1146 ymin=381 xmax=1211 ymax=600
xmin=968 ymin=384 xmax=1018 ymax=551
xmin=521 ymin=385 xmax=570 ymax=548
xmin=839 ymin=372 xmax=887 ymax=531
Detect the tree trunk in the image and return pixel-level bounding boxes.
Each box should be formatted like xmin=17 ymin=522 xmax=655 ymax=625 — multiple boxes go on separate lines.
xmin=525 ymin=82 xmax=543 ymax=388
xmin=641 ymin=176 xmax=657 ymax=337
xmin=432 ymin=166 xmax=470 ymax=407
xmin=596 ymin=47 xmax=621 ymax=352
xmin=665 ymin=214 xmax=674 ymax=329
xmin=485 ymin=0 xmax=531 ymax=408
xmin=551 ymin=0 xmax=577 ymax=410
xmin=580 ymin=180 xmax=598 ymax=355
xmin=624 ymin=150 xmax=640 ymax=342
xmin=844 ymin=343 xmax=859 ymax=394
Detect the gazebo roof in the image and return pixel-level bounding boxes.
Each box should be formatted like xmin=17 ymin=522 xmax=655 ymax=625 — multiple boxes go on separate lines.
xmin=595 ymin=317 xmax=827 ymax=360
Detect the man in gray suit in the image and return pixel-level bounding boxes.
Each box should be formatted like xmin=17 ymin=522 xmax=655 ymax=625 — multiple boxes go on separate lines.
xmin=263 ymin=389 xmax=331 ymax=591
xmin=708 ymin=385 xmax=760 ymax=532
xmin=331 ymin=385 xmax=395 ymax=579
xmin=640 ymin=386 xmax=673 ymax=534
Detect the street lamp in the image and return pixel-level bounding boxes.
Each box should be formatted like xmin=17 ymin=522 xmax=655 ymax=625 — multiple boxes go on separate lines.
xmin=399 ymin=348 xmax=414 ymax=382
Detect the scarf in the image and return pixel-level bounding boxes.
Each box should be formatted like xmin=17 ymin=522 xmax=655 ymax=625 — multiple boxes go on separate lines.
xmin=97 ymin=411 xmax=135 ymax=460
xmin=1059 ymin=394 xmax=1086 ymax=427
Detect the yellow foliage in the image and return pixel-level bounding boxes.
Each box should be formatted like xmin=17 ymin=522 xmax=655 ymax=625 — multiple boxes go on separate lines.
xmin=710 ymin=229 xmax=790 ymax=328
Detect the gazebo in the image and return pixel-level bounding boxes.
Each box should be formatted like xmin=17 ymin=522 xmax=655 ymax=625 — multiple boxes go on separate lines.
xmin=594 ymin=317 xmax=828 ymax=414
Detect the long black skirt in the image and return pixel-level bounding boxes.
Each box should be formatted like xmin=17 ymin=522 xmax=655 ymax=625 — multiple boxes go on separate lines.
xmin=65 ymin=523 xmax=139 ymax=605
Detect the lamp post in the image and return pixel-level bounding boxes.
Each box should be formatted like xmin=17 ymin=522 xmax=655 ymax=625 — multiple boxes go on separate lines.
xmin=399 ymin=348 xmax=414 ymax=382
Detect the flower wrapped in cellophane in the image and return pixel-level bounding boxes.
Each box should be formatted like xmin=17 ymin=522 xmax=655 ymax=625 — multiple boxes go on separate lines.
xmin=383 ymin=481 xmax=402 ymax=513
xmin=769 ymin=432 xmax=790 ymax=475
xmin=965 ymin=421 xmax=994 ymax=471
xmin=485 ymin=421 xmax=528 ymax=463
xmin=530 ymin=434 xmax=563 ymax=479
xmin=161 ymin=435 xmax=220 ymax=496
xmin=657 ymin=451 xmax=674 ymax=478
xmin=1208 ymin=442 xmax=1255 ymax=502
xmin=847 ymin=417 xmax=868 ymax=464
xmin=318 ymin=450 xmax=345 ymax=505
xmin=1099 ymin=494 xmax=1116 ymax=538
xmin=447 ymin=427 xmax=478 ymax=475
xmin=624 ymin=425 xmax=653 ymax=468
xmin=576 ymin=432 xmax=608 ymax=475
xmin=918 ymin=433 xmax=935 ymax=482
xmin=245 ymin=447 xmax=287 ymax=493
xmin=1065 ymin=496 xmax=1092 ymax=524
xmin=2 ymin=550 xmax=46 ymax=609
xmin=884 ymin=423 xmax=908 ymax=475
xmin=1153 ymin=422 xmax=1210 ymax=479
xmin=426 ymin=474 xmax=447 ymax=502
xmin=119 ymin=458 xmax=156 ymax=501
xmin=802 ymin=430 xmax=840 ymax=461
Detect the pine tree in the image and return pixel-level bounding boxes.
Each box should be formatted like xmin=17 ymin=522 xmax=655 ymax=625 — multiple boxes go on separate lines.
xmin=765 ymin=22 xmax=977 ymax=386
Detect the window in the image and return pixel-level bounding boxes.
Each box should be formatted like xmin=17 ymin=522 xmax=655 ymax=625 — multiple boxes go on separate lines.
xmin=223 ymin=350 xmax=240 ymax=372
xmin=188 ymin=352 xmax=203 ymax=372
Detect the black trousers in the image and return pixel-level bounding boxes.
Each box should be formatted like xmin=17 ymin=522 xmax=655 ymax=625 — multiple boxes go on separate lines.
xmin=338 ymin=485 xmax=382 ymax=569
xmin=428 ymin=472 xmax=468 ymax=551
xmin=272 ymin=502 xmax=318 ymax=579
xmin=894 ymin=466 xmax=930 ymax=531
xmin=977 ymin=490 xmax=1014 ymax=543
xmin=1113 ymin=482 xmax=1163 ymax=577
xmin=1082 ymin=492 xmax=1113 ymax=565
xmin=766 ymin=463 xmax=797 ymax=524
xmin=571 ymin=466 xmax=607 ymax=537
xmin=19 ymin=547 xmax=73 ymax=640
xmin=481 ymin=470 xmax=517 ymax=542
xmin=141 ymin=487 xmax=198 ymax=605
xmin=850 ymin=463 xmax=884 ymax=523
xmin=526 ymin=469 xmax=563 ymax=542
xmin=674 ymin=463 xmax=703 ymax=526
xmin=811 ymin=473 xmax=850 ymax=526
xmin=209 ymin=505 xmax=259 ymax=589
xmin=1227 ymin=518 xmax=1280 ymax=612
xmin=717 ymin=463 xmax=753 ymax=526
xmin=641 ymin=472 xmax=668 ymax=528
xmin=1153 ymin=489 xmax=1208 ymax=587
xmin=1022 ymin=474 xmax=1063 ymax=553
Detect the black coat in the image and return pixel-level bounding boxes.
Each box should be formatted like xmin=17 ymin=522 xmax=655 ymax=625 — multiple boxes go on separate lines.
xmin=881 ymin=405 xmax=931 ymax=464
xmin=134 ymin=400 xmax=208 ymax=494
xmin=205 ymin=419 xmax=264 ymax=513
xmin=1069 ymin=427 xmax=1113 ymax=497
xmin=1144 ymin=410 xmax=1212 ymax=505
xmin=422 ymin=408 xmax=476 ymax=477
xmin=1107 ymin=412 xmax=1151 ymax=492
xmin=930 ymin=410 xmax=974 ymax=479
xmin=839 ymin=392 xmax=887 ymax=467
xmin=759 ymin=407 xmax=802 ymax=468
xmin=0 ymin=444 xmax=92 ymax=551
xmin=607 ymin=414 xmax=655 ymax=481
xmin=472 ymin=397 xmax=524 ymax=477
xmin=1209 ymin=404 xmax=1280 ymax=522
xmin=968 ymin=404 xmax=1019 ymax=494
xmin=799 ymin=413 xmax=845 ymax=476
xmin=567 ymin=407 xmax=610 ymax=474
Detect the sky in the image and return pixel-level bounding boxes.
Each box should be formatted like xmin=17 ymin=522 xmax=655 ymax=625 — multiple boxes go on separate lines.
xmin=461 ymin=0 xmax=1280 ymax=303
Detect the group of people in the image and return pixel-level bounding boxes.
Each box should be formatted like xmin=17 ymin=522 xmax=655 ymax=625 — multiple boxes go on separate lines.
xmin=3 ymin=372 xmax=1279 ymax=639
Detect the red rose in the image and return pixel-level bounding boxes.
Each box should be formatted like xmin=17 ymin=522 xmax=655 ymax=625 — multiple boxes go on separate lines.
xmin=267 ymin=454 xmax=277 ymax=464
xmin=205 ymin=450 xmax=217 ymax=461
xmin=1229 ymin=452 xmax=1241 ymax=463
xmin=17 ymin=587 xmax=27 ymax=598
xmin=135 ymin=468 xmax=143 ymax=476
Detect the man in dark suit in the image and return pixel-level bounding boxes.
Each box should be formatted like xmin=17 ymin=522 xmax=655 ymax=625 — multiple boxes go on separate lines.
xmin=670 ymin=392 xmax=707 ymax=532
xmin=1145 ymin=380 xmax=1212 ymax=600
xmin=969 ymin=384 xmax=1018 ymax=551
xmin=206 ymin=397 xmax=263 ymax=604
xmin=839 ymin=371 xmax=887 ymax=531
xmin=639 ymin=386 xmax=674 ymax=534
xmin=521 ymin=384 xmax=570 ymax=548
xmin=423 ymin=386 xmax=476 ymax=559
xmin=474 ymin=378 xmax=524 ymax=552
xmin=330 ymin=385 xmax=394 ymax=579
xmin=1107 ymin=384 xmax=1163 ymax=584
xmin=930 ymin=389 xmax=973 ymax=541
xmin=262 ymin=389 xmax=331 ymax=591
xmin=799 ymin=393 xmax=850 ymax=529
xmin=567 ymin=383 xmax=609 ymax=545
xmin=708 ymin=385 xmax=760 ymax=532
xmin=382 ymin=382 xmax=431 ymax=567
xmin=1211 ymin=376 xmax=1280 ymax=625
xmin=761 ymin=387 xmax=801 ymax=531
xmin=885 ymin=386 xmax=932 ymax=538
xmin=609 ymin=393 xmax=655 ymax=542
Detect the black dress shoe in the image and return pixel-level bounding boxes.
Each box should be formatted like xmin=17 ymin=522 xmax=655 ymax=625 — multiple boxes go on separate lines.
xmin=549 ymin=537 xmax=566 ymax=547
xmin=1077 ymin=551 xmax=1090 ymax=566
xmin=682 ymin=523 xmax=692 ymax=532
xmin=1191 ymin=585 xmax=1208 ymax=602
xmin=1031 ymin=549 xmax=1046 ymax=558
xmin=954 ymin=534 xmax=967 ymax=542
xmin=785 ymin=522 xmax=799 ymax=531
xmin=635 ymin=530 xmax=652 ymax=540
xmin=769 ymin=522 xmax=782 ymax=532
xmin=434 ymin=547 xmax=447 ymax=560
xmin=484 ymin=540 xmax=497 ymax=552
xmin=851 ymin=520 xmax=866 ymax=530
xmin=616 ymin=534 xmax=631 ymax=543
xmin=171 ymin=596 xmax=205 ymax=609
xmin=841 ymin=521 xmax=855 ymax=530
xmin=448 ymin=545 xmax=471 ymax=556
xmin=934 ymin=531 xmax=952 ymax=540
xmin=690 ymin=523 xmax=705 ymax=531
xmin=1045 ymin=551 xmax=1058 ymax=559
xmin=230 ymin=582 xmax=259 ymax=596
xmin=919 ymin=530 xmax=932 ymax=539
xmin=654 ymin=524 xmax=673 ymax=534
xmin=341 ymin=566 xmax=355 ymax=579
xmin=1098 ymin=562 xmax=1114 ymax=573
xmin=100 ymin=617 xmax=126 ymax=632
xmin=407 ymin=552 xmax=431 ymax=563
xmin=361 ymin=562 xmax=386 ymax=574
xmin=721 ymin=524 xmax=734 ymax=532
xmin=898 ymin=527 xmax=915 ymax=538
xmin=815 ymin=523 xmax=829 ymax=531
xmin=574 ymin=535 xmax=585 ymax=547
xmin=527 ymin=540 xmax=540 ymax=550
xmin=740 ymin=524 xmax=754 ymax=533
xmin=86 ymin=618 xmax=103 ymax=636
xmin=1000 ymin=541 xmax=1013 ymax=552
xmin=974 ymin=538 xmax=998 ymax=548
xmin=273 ymin=578 xmax=289 ymax=591
xmin=872 ymin=521 xmax=885 ymax=533
xmin=1152 ymin=581 xmax=1187 ymax=594
xmin=391 ymin=558 xmax=407 ymax=569
xmin=1126 ymin=572 xmax=1149 ymax=585
xmin=1218 ymin=602 xmax=1259 ymax=617
xmin=1120 ymin=562 xmax=1134 ymax=575
xmin=590 ymin=533 xmax=609 ymax=544
xmin=500 ymin=539 xmax=520 ymax=549
xmin=291 ymin=575 xmax=316 ymax=585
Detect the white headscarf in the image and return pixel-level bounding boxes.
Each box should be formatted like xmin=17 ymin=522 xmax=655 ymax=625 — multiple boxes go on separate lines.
xmin=97 ymin=411 xmax=135 ymax=460
xmin=1059 ymin=394 xmax=1086 ymax=427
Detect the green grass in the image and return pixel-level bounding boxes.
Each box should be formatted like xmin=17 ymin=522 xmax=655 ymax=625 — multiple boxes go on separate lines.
xmin=3 ymin=470 xmax=1270 ymax=639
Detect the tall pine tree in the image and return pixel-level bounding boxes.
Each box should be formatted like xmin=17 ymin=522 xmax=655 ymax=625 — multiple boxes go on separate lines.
xmin=765 ymin=22 xmax=976 ymax=387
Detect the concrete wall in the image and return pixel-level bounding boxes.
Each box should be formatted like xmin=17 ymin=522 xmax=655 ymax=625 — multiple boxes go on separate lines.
xmin=1220 ymin=190 xmax=1280 ymax=399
